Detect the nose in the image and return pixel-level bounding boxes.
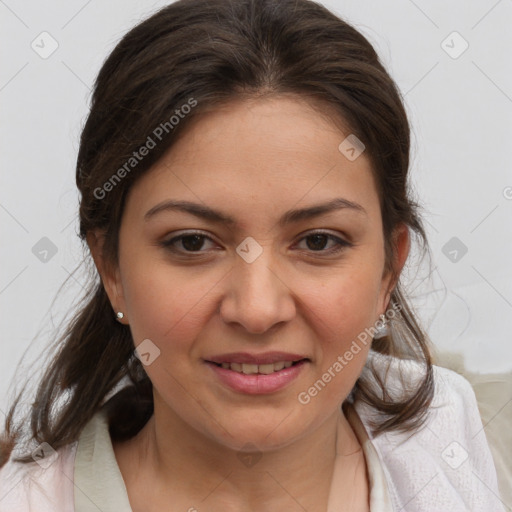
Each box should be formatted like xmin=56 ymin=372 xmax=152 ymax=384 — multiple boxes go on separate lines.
xmin=219 ymin=248 xmax=296 ymax=334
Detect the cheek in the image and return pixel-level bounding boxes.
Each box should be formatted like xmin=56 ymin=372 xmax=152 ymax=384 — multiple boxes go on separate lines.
xmin=120 ymin=257 xmax=218 ymax=347
xmin=302 ymin=266 xmax=382 ymax=337
xmin=297 ymin=268 xmax=381 ymax=389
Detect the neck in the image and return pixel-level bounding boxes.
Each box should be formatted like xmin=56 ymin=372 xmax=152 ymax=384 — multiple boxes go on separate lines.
xmin=114 ymin=398 xmax=367 ymax=512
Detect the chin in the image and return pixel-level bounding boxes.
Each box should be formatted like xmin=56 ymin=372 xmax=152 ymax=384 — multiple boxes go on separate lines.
xmin=205 ymin=415 xmax=312 ymax=453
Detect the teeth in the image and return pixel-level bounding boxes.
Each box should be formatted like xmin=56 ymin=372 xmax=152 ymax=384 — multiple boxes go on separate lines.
xmin=258 ymin=363 xmax=276 ymax=374
xmin=242 ymin=363 xmax=259 ymax=374
xmin=218 ymin=360 xmax=300 ymax=374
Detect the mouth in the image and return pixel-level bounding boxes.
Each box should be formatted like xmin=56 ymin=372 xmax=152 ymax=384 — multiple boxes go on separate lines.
xmin=208 ymin=359 xmax=308 ymax=375
xmin=204 ymin=355 xmax=310 ymax=394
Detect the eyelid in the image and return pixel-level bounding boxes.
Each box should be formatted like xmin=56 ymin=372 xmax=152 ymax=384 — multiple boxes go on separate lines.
xmin=165 ymin=229 xmax=214 ymax=239
xmin=160 ymin=229 xmax=219 ymax=251
xmin=296 ymin=228 xmax=349 ymax=242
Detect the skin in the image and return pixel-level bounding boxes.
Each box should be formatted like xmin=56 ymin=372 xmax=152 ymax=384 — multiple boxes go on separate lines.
xmin=88 ymin=94 xmax=409 ymax=512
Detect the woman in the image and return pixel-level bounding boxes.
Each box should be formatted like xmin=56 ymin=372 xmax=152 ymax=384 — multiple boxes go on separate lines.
xmin=0 ymin=0 xmax=504 ymax=510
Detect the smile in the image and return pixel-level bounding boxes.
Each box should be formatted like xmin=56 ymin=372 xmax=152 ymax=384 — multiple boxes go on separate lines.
xmin=206 ymin=358 xmax=309 ymax=394
xmin=213 ymin=360 xmax=301 ymax=374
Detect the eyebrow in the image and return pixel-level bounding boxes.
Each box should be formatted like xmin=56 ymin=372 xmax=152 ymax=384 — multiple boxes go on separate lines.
xmin=144 ymin=197 xmax=367 ymax=226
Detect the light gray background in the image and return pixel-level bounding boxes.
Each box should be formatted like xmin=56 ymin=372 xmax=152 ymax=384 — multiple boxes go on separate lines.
xmin=1 ymin=0 xmax=511 ymax=414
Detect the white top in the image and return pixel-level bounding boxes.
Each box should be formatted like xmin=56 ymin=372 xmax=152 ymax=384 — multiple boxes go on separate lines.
xmin=0 ymin=353 xmax=505 ymax=511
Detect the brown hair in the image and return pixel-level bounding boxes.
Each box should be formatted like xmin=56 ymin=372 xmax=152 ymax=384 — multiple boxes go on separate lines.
xmin=1 ymin=0 xmax=433 ymax=466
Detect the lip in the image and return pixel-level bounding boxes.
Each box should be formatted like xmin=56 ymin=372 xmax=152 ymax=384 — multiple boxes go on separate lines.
xmin=205 ymin=351 xmax=308 ymax=365
xmin=205 ymin=359 xmax=309 ymax=394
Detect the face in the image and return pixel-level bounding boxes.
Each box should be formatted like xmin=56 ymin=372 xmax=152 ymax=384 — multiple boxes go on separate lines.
xmin=92 ymin=95 xmax=408 ymax=452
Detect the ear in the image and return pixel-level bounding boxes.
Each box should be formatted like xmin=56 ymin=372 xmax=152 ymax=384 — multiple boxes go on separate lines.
xmin=86 ymin=229 xmax=129 ymax=324
xmin=379 ymin=223 xmax=410 ymax=313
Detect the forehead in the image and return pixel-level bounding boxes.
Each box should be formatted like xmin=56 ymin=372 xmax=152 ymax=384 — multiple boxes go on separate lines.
xmin=123 ymin=95 xmax=380 ymax=224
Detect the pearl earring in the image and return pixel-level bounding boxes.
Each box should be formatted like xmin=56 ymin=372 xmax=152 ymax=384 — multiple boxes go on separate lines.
xmin=373 ymin=314 xmax=389 ymax=339
xmin=116 ymin=311 xmax=124 ymax=321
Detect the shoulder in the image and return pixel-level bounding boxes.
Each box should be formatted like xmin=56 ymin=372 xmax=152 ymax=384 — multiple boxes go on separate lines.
xmin=354 ymin=352 xmax=505 ymax=512
xmin=0 ymin=442 xmax=77 ymax=512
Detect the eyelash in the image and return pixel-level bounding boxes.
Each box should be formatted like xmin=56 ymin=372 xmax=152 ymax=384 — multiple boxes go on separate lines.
xmin=159 ymin=230 xmax=353 ymax=257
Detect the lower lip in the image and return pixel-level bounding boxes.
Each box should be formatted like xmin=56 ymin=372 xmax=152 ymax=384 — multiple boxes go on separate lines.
xmin=205 ymin=360 xmax=308 ymax=394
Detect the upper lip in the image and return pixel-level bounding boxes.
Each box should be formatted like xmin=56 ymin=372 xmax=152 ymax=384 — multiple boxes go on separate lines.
xmin=206 ymin=352 xmax=309 ymax=365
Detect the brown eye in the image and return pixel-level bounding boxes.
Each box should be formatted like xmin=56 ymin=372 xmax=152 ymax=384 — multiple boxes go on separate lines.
xmin=296 ymin=231 xmax=352 ymax=255
xmin=160 ymin=231 xmax=217 ymax=254
xmin=305 ymin=233 xmax=330 ymax=251
xmin=180 ymin=234 xmax=206 ymax=251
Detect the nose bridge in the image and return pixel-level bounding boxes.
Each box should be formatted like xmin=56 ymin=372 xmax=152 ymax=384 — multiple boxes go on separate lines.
xmin=238 ymin=249 xmax=280 ymax=298
xmin=221 ymin=244 xmax=295 ymax=333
